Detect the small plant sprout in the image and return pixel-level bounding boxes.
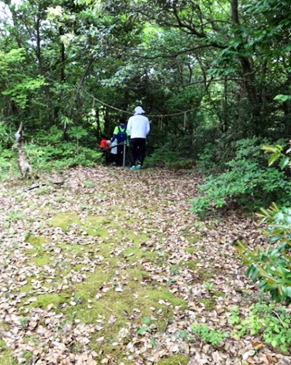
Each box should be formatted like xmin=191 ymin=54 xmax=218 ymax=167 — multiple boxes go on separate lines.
xmin=19 ymin=316 xmax=28 ymax=328
xmin=204 ymin=281 xmax=214 ymax=292
xmin=192 ymin=322 xmax=227 ymax=345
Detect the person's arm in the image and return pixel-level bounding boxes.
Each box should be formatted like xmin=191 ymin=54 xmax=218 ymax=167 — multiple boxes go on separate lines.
xmin=126 ymin=129 xmax=131 ymax=145
xmin=127 ymin=118 xmax=132 ymax=136
xmin=146 ymin=119 xmax=150 ymax=136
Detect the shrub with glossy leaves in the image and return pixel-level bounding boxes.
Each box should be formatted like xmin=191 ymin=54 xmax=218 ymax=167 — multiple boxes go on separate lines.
xmin=236 ymin=203 xmax=291 ymax=304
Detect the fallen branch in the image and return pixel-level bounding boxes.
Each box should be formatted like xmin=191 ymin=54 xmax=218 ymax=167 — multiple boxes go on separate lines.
xmin=21 ymin=180 xmax=65 ymax=193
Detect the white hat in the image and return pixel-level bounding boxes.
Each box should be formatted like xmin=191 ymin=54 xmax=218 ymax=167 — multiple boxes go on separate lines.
xmin=134 ymin=106 xmax=145 ymax=115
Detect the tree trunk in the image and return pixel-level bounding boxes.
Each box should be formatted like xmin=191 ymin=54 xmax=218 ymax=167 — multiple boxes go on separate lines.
xmin=59 ymin=26 xmax=66 ymax=82
xmin=15 ymin=123 xmax=32 ymax=179
xmin=231 ymin=0 xmax=260 ymax=126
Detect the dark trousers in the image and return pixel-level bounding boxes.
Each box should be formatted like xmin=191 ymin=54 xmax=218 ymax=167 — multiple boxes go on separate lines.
xmin=100 ymin=149 xmax=110 ymax=164
xmin=110 ymin=153 xmax=118 ymax=165
xmin=130 ymin=138 xmax=146 ymax=166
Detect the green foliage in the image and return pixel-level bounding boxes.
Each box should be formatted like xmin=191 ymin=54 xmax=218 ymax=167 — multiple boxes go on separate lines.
xmin=191 ymin=138 xmax=291 ymax=216
xmin=229 ymin=306 xmax=240 ymax=325
xmin=192 ymin=160 xmax=289 ymax=216
xmin=36 ymin=126 xmax=63 ymax=144
xmin=2 ymin=76 xmax=47 ymax=109
xmin=0 ymin=149 xmax=16 ymax=180
xmin=60 ymin=116 xmax=74 ymax=131
xmin=67 ymin=126 xmax=89 ymax=153
xmin=192 ymin=323 xmax=227 ymax=345
xmin=197 ymin=137 xmax=269 ymax=174
xmin=1 ymin=0 xmax=291 ymax=161
xmin=145 ymin=135 xmax=195 ymax=169
xmin=136 ymin=316 xmax=158 ymax=336
xmin=0 ymin=48 xmax=47 ymax=108
xmin=25 ymin=142 xmax=102 ymax=171
xmin=258 ymin=203 xmax=291 ymax=251
xmin=136 ymin=326 xmax=148 ymax=336
xmin=204 ymin=281 xmax=214 ymax=292
xmin=274 ymin=94 xmax=291 ymax=103
xmin=236 ymin=203 xmax=291 ymax=304
xmin=67 ymin=126 xmax=88 ymax=141
xmin=0 ymin=120 xmax=14 ymax=151
xmin=261 ymin=143 xmax=291 ymax=170
xmin=231 ymin=302 xmax=291 ymax=352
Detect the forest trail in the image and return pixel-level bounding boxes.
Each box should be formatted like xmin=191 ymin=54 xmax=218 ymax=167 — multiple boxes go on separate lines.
xmin=0 ymin=166 xmax=289 ymax=365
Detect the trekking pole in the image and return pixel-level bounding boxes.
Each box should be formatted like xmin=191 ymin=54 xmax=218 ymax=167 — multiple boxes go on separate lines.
xmin=122 ymin=141 xmax=126 ymax=168
xmin=105 ymin=141 xmax=126 ymax=151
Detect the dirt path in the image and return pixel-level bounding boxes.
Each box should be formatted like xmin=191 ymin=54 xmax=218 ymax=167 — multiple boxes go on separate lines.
xmin=0 ymin=166 xmax=290 ymax=365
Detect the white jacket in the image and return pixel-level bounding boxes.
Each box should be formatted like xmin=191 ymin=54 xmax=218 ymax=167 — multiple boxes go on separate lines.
xmin=127 ymin=115 xmax=150 ymax=139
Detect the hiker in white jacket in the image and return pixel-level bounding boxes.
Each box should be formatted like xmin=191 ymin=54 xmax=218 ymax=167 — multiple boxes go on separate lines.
xmin=127 ymin=106 xmax=150 ymax=170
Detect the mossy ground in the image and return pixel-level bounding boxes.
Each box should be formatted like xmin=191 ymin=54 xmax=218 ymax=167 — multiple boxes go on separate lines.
xmin=199 ymin=298 xmax=216 ymax=311
xmin=13 ymin=209 xmax=188 ymax=363
xmin=0 ymin=167 xmax=235 ymax=364
xmin=156 ymin=354 xmax=190 ymax=365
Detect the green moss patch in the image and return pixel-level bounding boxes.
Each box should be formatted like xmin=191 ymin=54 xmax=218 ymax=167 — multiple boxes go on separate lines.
xmin=30 ymin=253 xmax=51 ymax=267
xmin=199 ymin=298 xmax=216 ymax=311
xmin=194 ymin=268 xmax=214 ymax=282
xmin=25 ymin=236 xmax=48 ymax=245
xmin=156 ymin=354 xmax=189 ymax=365
xmin=184 ymin=247 xmax=197 ymax=254
xmin=54 ymin=266 xmax=188 ymax=358
xmin=25 ymin=293 xmax=69 ymax=310
xmin=0 ymin=350 xmax=17 ymax=365
xmin=183 ymin=260 xmax=198 ymax=270
xmin=19 ymin=281 xmax=33 ymax=294
xmin=212 ymin=290 xmax=225 ymax=298
xmin=84 ymin=215 xmax=111 ymax=237
xmin=7 ymin=193 xmax=194 ymax=364
xmin=51 ymin=212 xmax=81 ymax=232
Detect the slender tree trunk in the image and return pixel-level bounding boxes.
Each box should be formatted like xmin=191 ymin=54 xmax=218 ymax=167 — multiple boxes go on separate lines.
xmin=231 ymin=0 xmax=239 ymax=24
xmin=220 ymin=77 xmax=229 ymax=132
xmin=36 ymin=16 xmax=42 ymax=74
xmin=231 ymin=0 xmax=260 ymax=127
xmin=95 ymin=108 xmax=101 ymax=139
xmin=59 ymin=26 xmax=66 ymax=82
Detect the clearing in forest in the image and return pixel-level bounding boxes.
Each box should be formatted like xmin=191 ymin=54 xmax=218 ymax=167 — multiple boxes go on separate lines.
xmin=0 ymin=166 xmax=290 ymax=365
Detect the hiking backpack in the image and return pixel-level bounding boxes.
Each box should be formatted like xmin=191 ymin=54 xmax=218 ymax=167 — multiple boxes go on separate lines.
xmin=117 ymin=126 xmax=127 ymax=144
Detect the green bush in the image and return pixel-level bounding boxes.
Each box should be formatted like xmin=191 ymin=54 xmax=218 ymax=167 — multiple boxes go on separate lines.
xmin=236 ymin=203 xmax=291 ymax=304
xmin=196 ymin=137 xmax=267 ymax=173
xmin=0 ymin=138 xmax=101 ymax=176
xmin=0 ymin=125 xmax=102 ymax=178
xmin=146 ymin=135 xmax=195 ymax=169
xmin=0 ymin=120 xmax=15 ymax=151
xmin=0 ymin=148 xmax=18 ymax=180
xmin=192 ymin=323 xmax=227 ymax=345
xmin=191 ymin=138 xmax=291 ymax=216
xmin=26 ymin=143 xmax=102 ymax=171
xmin=231 ymin=303 xmax=291 ymax=352
xmin=35 ymin=126 xmax=63 ymax=144
xmin=191 ymin=160 xmax=290 ymax=215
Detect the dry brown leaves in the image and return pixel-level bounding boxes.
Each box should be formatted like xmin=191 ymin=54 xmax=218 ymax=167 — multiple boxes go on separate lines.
xmin=0 ymin=166 xmax=290 ymax=365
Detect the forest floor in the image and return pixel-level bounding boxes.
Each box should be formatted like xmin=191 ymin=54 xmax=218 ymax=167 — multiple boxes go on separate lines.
xmin=0 ymin=166 xmax=290 ymax=365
